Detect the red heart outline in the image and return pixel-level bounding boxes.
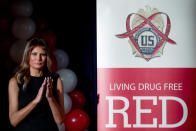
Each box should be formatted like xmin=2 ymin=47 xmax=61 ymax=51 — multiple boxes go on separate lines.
xmin=117 ymin=12 xmax=176 ymax=61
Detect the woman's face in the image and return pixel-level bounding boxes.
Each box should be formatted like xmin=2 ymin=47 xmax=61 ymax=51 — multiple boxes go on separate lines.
xmin=29 ymin=46 xmax=47 ymax=70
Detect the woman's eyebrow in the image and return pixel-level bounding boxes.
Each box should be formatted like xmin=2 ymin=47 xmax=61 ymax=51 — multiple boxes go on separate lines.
xmin=31 ymin=51 xmax=46 ymax=53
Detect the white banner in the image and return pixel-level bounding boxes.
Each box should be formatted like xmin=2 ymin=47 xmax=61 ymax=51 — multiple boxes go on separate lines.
xmin=97 ymin=0 xmax=196 ymax=68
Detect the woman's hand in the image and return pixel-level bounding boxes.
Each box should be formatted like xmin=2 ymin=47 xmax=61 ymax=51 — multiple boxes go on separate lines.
xmin=33 ymin=77 xmax=47 ymax=104
xmin=47 ymin=77 xmax=65 ymax=125
xmin=46 ymin=77 xmax=54 ymax=99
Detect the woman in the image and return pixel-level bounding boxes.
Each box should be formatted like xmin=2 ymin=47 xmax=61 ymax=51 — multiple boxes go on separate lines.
xmin=8 ymin=38 xmax=65 ymax=131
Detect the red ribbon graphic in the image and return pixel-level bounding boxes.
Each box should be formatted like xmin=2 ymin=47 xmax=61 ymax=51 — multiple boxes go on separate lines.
xmin=117 ymin=12 xmax=176 ymax=61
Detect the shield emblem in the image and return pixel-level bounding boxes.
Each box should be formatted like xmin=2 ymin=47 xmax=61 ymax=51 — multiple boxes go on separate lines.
xmin=117 ymin=6 xmax=176 ymax=61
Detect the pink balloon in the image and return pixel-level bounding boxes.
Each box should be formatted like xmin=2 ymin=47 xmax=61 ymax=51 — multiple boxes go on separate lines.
xmin=57 ymin=69 xmax=78 ymax=93
xmin=57 ymin=123 xmax=65 ymax=131
xmin=9 ymin=40 xmax=27 ymax=64
xmin=64 ymin=93 xmax=72 ymax=114
xmin=11 ymin=17 xmax=36 ymax=39
xmin=11 ymin=0 xmax=33 ymax=17
xmin=53 ymin=49 xmax=69 ymax=69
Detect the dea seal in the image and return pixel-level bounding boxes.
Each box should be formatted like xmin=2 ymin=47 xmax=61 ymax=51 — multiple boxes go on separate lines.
xmin=117 ymin=6 xmax=176 ymax=61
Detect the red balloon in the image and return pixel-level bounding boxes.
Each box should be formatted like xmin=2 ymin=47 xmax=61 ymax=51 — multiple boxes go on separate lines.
xmin=36 ymin=19 xmax=48 ymax=31
xmin=40 ymin=30 xmax=56 ymax=51
xmin=50 ymin=54 xmax=57 ymax=73
xmin=69 ymin=90 xmax=86 ymax=109
xmin=0 ymin=37 xmax=14 ymax=55
xmin=64 ymin=109 xmax=90 ymax=131
xmin=31 ymin=30 xmax=56 ymax=51
xmin=0 ymin=17 xmax=11 ymax=33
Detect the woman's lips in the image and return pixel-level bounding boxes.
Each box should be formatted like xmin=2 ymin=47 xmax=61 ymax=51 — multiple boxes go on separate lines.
xmin=34 ymin=62 xmax=42 ymax=65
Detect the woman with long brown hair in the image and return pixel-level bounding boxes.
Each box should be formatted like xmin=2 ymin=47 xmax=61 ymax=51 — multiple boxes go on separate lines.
xmin=8 ymin=38 xmax=65 ymax=131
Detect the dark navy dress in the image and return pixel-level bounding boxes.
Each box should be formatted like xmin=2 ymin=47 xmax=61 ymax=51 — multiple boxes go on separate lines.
xmin=13 ymin=73 xmax=59 ymax=131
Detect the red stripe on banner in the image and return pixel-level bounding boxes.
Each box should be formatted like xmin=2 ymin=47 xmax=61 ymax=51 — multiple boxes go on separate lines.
xmin=97 ymin=68 xmax=196 ymax=131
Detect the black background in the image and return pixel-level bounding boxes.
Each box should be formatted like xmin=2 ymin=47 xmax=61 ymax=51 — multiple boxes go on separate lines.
xmin=0 ymin=0 xmax=97 ymax=130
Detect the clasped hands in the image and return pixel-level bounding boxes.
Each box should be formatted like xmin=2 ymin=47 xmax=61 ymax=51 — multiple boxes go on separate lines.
xmin=34 ymin=77 xmax=54 ymax=104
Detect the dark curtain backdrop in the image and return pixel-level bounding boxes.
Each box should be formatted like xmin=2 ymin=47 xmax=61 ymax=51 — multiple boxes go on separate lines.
xmin=0 ymin=0 xmax=97 ymax=130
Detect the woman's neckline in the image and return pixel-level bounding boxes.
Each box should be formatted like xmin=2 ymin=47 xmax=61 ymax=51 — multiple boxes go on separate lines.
xmin=30 ymin=74 xmax=44 ymax=78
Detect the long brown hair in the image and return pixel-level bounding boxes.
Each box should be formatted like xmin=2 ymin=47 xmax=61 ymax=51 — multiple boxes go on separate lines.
xmin=15 ymin=38 xmax=52 ymax=89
